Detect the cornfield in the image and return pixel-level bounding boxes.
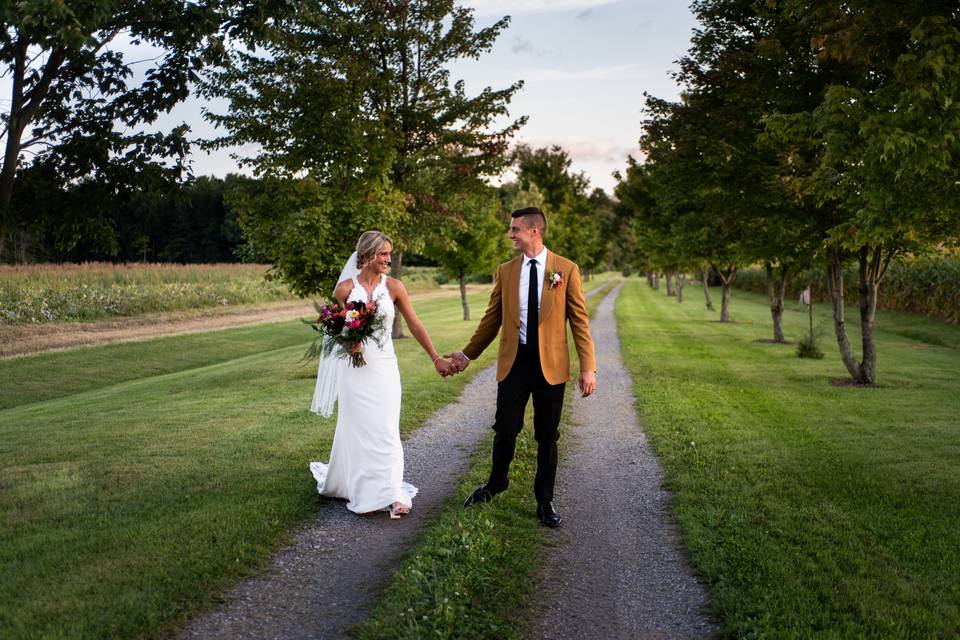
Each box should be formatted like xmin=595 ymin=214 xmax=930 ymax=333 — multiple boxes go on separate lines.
xmin=0 ymin=262 xmax=295 ymax=324
xmin=731 ymin=255 xmax=960 ymax=324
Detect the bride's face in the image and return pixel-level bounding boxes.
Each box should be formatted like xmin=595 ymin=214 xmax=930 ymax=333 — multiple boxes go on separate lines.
xmin=367 ymin=242 xmax=393 ymax=274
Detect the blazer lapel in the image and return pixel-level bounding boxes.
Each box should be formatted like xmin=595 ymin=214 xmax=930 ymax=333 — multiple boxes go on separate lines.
xmin=538 ymin=251 xmax=555 ymax=325
xmin=506 ymin=257 xmax=522 ymax=327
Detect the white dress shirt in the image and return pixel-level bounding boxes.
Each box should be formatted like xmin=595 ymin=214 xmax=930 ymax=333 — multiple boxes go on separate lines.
xmin=518 ymin=246 xmax=548 ymax=345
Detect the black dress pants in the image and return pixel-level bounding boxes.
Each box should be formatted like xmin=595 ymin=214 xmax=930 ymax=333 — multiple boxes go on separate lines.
xmin=486 ymin=343 xmax=566 ymax=504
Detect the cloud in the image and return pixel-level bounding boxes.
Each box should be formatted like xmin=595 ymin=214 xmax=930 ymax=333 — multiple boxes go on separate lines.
xmin=576 ymin=8 xmax=594 ymax=20
xmin=465 ymin=0 xmax=619 ymax=17
xmin=518 ymin=138 xmax=639 ymax=164
xmin=512 ymin=38 xmax=534 ymax=54
xmin=637 ymin=18 xmax=655 ymax=30
xmin=510 ymin=37 xmax=554 ymax=57
xmin=520 ymin=63 xmax=643 ymax=82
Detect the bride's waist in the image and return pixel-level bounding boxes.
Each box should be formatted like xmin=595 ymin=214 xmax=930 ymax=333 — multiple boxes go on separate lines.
xmin=361 ymin=340 xmax=394 ymax=354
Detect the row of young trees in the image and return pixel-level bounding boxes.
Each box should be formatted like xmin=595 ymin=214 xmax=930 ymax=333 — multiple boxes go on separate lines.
xmin=615 ymin=0 xmax=960 ymax=385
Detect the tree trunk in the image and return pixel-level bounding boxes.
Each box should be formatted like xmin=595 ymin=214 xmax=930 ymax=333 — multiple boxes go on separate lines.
xmin=702 ymin=266 xmax=715 ymax=311
xmin=646 ymin=271 xmax=654 ymax=288
xmin=665 ymin=271 xmax=674 ymax=297
xmin=857 ymin=246 xmax=890 ymax=384
xmin=0 ymin=41 xmax=66 ymax=263
xmin=390 ymin=250 xmax=406 ymax=339
xmin=676 ymin=273 xmax=685 ymax=303
xmin=720 ymin=282 xmax=732 ymax=322
xmin=652 ymin=272 xmax=659 ymax=290
xmin=765 ymin=261 xmax=787 ymax=343
xmin=827 ymin=250 xmax=861 ymax=381
xmin=712 ymin=263 xmax=738 ymax=322
xmin=459 ymin=270 xmax=470 ymax=321
xmin=827 ymin=246 xmax=890 ymax=385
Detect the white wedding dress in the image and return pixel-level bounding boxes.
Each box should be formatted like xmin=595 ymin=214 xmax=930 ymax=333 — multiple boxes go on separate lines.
xmin=309 ymin=274 xmax=418 ymax=513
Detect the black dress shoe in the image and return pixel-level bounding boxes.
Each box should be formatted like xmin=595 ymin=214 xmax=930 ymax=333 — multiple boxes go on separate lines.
xmin=536 ymin=502 xmax=562 ymax=528
xmin=463 ymin=483 xmax=495 ymax=507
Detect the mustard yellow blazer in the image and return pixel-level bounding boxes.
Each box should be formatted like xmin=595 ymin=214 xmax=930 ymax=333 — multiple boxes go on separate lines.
xmin=463 ymin=251 xmax=596 ymax=385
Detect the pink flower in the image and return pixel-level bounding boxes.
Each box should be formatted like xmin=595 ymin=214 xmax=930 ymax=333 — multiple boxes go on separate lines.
xmin=549 ymin=270 xmax=564 ymax=289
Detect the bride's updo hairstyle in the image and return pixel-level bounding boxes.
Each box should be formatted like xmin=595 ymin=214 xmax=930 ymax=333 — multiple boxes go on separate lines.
xmin=356 ymin=230 xmax=393 ymax=268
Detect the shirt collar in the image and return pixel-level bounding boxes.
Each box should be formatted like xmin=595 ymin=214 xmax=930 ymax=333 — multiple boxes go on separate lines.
xmin=523 ymin=246 xmax=548 ymax=267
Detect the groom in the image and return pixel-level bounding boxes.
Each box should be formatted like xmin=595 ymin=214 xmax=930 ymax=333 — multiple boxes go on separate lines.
xmin=448 ymin=207 xmax=596 ymax=527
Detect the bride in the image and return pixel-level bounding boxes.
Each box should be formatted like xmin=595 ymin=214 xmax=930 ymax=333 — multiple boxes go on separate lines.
xmin=310 ymin=230 xmax=455 ymax=518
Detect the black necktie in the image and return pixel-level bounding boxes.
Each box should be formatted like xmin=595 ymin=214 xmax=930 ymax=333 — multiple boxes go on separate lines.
xmin=527 ymin=258 xmax=538 ymax=348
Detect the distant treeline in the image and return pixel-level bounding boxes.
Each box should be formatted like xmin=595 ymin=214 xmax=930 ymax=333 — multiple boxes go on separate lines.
xmin=17 ymin=175 xmax=253 ymax=265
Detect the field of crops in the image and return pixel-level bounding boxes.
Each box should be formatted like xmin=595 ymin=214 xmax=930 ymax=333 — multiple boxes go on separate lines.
xmin=0 ymin=263 xmax=296 ymax=324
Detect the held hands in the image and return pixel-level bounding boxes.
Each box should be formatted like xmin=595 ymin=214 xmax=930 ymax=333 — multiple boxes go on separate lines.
xmin=433 ymin=351 xmax=469 ymax=378
xmin=445 ymin=352 xmax=470 ymax=374
xmin=434 ymin=356 xmax=457 ymax=378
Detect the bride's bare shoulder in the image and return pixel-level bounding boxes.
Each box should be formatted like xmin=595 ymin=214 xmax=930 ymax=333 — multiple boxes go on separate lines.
xmin=333 ymin=278 xmax=354 ymax=301
xmin=385 ymin=276 xmax=407 ymax=294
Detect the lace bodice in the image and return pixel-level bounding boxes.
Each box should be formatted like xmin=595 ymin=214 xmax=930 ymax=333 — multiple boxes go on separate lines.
xmin=348 ymin=274 xmax=394 ymax=355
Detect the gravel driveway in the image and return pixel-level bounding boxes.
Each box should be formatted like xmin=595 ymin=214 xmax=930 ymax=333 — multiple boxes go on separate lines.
xmin=175 ymin=366 xmax=497 ymax=640
xmin=174 ymin=278 xmax=712 ymax=640
xmin=528 ymin=280 xmax=718 ymax=639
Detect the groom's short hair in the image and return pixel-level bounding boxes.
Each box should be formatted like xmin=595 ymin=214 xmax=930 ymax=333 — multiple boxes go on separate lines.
xmin=512 ymin=207 xmax=546 ymax=236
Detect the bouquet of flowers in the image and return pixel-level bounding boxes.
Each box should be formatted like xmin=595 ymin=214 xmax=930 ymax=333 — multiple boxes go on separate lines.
xmin=303 ymin=299 xmax=386 ymax=367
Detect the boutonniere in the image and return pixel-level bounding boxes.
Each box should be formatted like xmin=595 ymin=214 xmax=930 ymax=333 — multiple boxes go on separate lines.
xmin=549 ymin=270 xmax=564 ymax=289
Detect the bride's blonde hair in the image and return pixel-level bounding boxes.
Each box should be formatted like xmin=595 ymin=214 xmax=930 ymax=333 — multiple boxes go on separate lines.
xmin=356 ymin=230 xmax=392 ymax=268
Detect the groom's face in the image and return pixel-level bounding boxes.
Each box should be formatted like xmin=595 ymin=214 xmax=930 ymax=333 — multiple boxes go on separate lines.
xmin=509 ymin=218 xmax=537 ymax=253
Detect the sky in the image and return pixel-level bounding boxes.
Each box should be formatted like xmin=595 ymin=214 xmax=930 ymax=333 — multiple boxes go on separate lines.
xmin=181 ymin=0 xmax=699 ymax=195
xmin=450 ymin=0 xmax=698 ymax=193
xmin=4 ymin=1 xmax=698 ymax=197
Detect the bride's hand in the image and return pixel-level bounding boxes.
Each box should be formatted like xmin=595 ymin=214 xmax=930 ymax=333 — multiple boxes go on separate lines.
xmin=350 ymin=342 xmax=362 ymax=354
xmin=434 ymin=357 xmax=455 ymax=377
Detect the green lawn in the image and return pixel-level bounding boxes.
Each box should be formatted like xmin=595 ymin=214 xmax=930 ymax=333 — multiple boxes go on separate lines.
xmin=0 ymin=291 xmax=495 ymax=640
xmin=617 ymin=280 xmax=960 ymax=639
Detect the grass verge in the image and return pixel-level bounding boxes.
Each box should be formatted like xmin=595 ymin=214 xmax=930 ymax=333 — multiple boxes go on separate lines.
xmin=355 ymin=278 xmax=615 ymax=639
xmin=0 ymin=291 xmax=492 ymax=640
xmin=617 ymin=280 xmax=960 ymax=638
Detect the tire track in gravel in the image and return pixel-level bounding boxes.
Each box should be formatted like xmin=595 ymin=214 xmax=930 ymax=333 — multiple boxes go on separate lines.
xmin=528 ymin=281 xmax=719 ymax=639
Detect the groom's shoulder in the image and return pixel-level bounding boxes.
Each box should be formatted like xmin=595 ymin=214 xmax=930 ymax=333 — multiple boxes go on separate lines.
xmin=550 ymin=252 xmax=578 ymax=271
xmin=497 ymin=256 xmax=522 ymax=270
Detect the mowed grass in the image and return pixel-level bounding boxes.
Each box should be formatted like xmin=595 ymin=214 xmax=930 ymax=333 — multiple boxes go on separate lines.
xmin=356 ymin=277 xmax=617 ymax=640
xmin=617 ymin=280 xmax=960 ymax=638
xmin=0 ymin=290 xmax=494 ymax=640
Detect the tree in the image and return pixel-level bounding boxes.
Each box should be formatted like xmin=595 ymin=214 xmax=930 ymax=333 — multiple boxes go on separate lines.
xmin=425 ymin=183 xmax=510 ymax=320
xmin=638 ymin=91 xmax=753 ymax=322
xmin=513 ymin=144 xmax=589 ymax=212
xmin=226 ymin=175 xmax=407 ymax=297
xmin=767 ymin=3 xmax=960 ymax=383
xmin=676 ymin=0 xmax=831 ymax=340
xmin=203 ymin=0 xmax=524 ymax=320
xmin=0 ymin=1 xmax=228 ymax=261
xmin=513 ymin=144 xmax=609 ymax=273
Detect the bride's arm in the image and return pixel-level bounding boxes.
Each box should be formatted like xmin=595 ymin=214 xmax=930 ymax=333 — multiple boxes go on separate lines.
xmin=389 ymin=279 xmax=454 ymax=376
